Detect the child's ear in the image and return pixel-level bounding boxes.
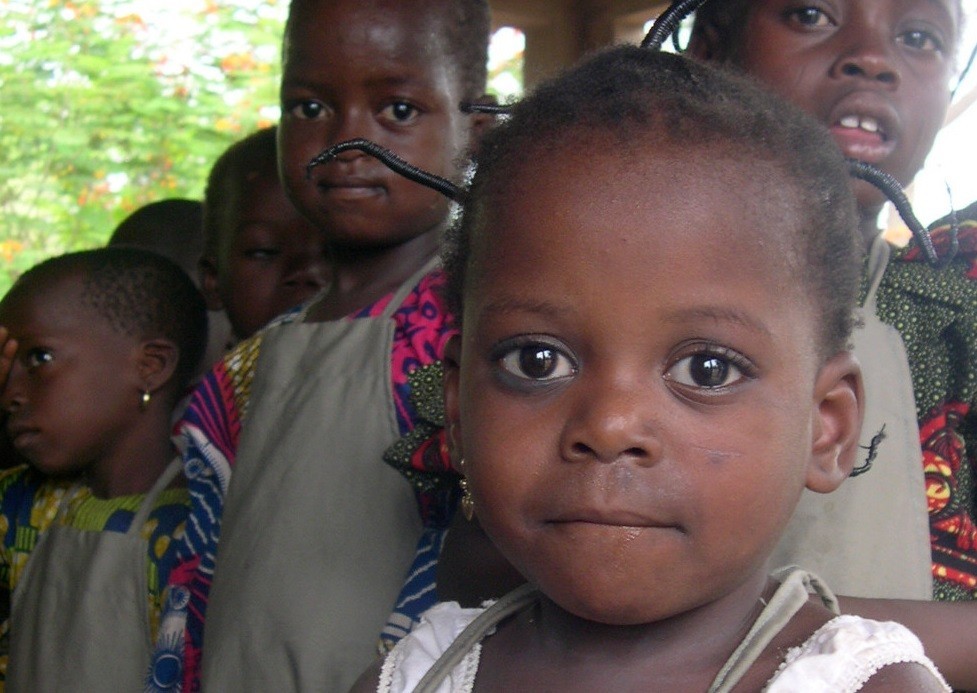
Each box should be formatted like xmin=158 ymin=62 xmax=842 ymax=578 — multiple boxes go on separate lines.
xmin=136 ymin=338 xmax=180 ymax=396
xmin=198 ymin=256 xmax=224 ymax=311
xmin=806 ymin=352 xmax=864 ymax=494
xmin=443 ymin=334 xmax=464 ymax=474
xmin=687 ymin=18 xmax=728 ymax=62
xmin=465 ymin=94 xmax=499 ymax=156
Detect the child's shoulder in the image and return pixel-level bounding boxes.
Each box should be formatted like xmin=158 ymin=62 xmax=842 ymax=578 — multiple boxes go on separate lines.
xmin=768 ymin=615 xmax=950 ymax=692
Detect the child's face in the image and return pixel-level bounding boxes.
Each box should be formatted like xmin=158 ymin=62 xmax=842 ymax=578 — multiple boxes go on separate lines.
xmin=0 ymin=275 xmax=144 ymax=479
xmin=205 ymin=170 xmax=330 ymax=339
xmin=278 ymin=0 xmax=474 ymax=250
xmin=446 ymin=142 xmax=858 ymax=626
xmin=717 ymin=0 xmax=958 ymax=216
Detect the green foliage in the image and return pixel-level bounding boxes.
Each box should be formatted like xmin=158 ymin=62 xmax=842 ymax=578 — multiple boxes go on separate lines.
xmin=0 ymin=0 xmax=287 ymax=293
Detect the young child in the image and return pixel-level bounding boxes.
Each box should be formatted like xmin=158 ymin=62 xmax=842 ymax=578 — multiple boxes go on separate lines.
xmin=0 ymin=247 xmax=207 ymax=691
xmin=200 ymin=126 xmax=331 ymax=341
xmin=145 ymin=1 xmax=493 ymax=690
xmin=352 ymin=45 xmax=949 ymax=693
xmin=108 ymin=198 xmax=235 ymax=377
xmin=686 ymin=0 xmax=977 ymax=609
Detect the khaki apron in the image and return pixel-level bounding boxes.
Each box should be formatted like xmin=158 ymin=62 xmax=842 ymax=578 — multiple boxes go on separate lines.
xmin=200 ymin=262 xmax=431 ymax=692
xmin=769 ymin=234 xmax=932 ymax=599
xmin=8 ymin=458 xmax=184 ymax=692
xmin=412 ymin=567 xmax=836 ymax=693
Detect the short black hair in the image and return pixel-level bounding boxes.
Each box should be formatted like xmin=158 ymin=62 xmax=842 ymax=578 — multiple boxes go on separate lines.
xmin=444 ymin=46 xmax=861 ymax=356
xmin=284 ymin=0 xmax=491 ymax=99
xmin=4 ymin=247 xmax=208 ymax=397
xmin=107 ymin=198 xmax=204 ymax=283
xmin=203 ymin=126 xmax=278 ymax=261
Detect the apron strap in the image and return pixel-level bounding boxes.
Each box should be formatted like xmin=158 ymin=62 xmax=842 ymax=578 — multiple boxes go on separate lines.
xmin=127 ymin=457 xmax=183 ymax=535
xmin=413 ymin=582 xmax=539 ymax=693
xmin=861 ymin=233 xmax=891 ymax=312
xmin=380 ymin=255 xmax=441 ymax=321
xmin=413 ymin=568 xmax=836 ymax=692
xmin=707 ymin=566 xmax=839 ymax=693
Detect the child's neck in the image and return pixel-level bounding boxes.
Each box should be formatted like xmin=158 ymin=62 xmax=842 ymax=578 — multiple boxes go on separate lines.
xmin=86 ymin=416 xmax=177 ymax=499
xmin=859 ymin=209 xmax=884 ymax=254
xmin=479 ymin=571 xmax=788 ymax=691
xmin=309 ymin=227 xmax=442 ymax=322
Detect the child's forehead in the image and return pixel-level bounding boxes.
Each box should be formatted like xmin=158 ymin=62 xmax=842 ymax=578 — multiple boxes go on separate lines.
xmin=284 ymin=0 xmax=462 ymax=83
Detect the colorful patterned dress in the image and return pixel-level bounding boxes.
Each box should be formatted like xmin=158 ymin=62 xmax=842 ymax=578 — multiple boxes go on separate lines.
xmin=148 ymin=270 xmax=458 ymax=692
xmin=0 ymin=465 xmax=189 ymax=688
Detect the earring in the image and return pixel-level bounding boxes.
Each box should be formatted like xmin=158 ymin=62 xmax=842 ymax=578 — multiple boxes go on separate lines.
xmin=459 ymin=474 xmax=474 ymax=522
xmin=140 ymin=390 xmax=151 ymax=411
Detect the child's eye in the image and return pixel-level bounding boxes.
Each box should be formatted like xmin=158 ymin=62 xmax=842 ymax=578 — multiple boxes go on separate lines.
xmin=784 ymin=6 xmax=833 ymax=28
xmin=663 ymin=348 xmax=753 ymax=392
xmin=898 ymin=29 xmax=945 ymax=53
xmin=24 ymin=348 xmax=53 ymax=370
xmin=380 ymin=101 xmax=420 ymax=125
xmin=495 ymin=338 xmax=577 ymax=383
xmin=286 ymin=100 xmax=328 ymax=121
xmin=243 ymin=248 xmax=280 ymax=261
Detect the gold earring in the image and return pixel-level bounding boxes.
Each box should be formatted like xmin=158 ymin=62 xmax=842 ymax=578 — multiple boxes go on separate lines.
xmin=459 ymin=474 xmax=474 ymax=522
xmin=140 ymin=390 xmax=151 ymax=411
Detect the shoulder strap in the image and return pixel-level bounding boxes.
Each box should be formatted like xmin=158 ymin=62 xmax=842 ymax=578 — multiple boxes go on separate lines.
xmin=380 ymin=255 xmax=441 ymax=320
xmin=708 ymin=567 xmax=839 ymax=693
xmin=128 ymin=457 xmax=183 ymax=534
xmin=413 ymin=583 xmax=539 ymax=693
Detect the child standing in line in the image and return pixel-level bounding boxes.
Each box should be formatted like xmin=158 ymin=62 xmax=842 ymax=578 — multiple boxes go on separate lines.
xmin=199 ymin=126 xmax=331 ymax=342
xmin=352 ymin=46 xmax=948 ymax=693
xmin=146 ymin=1 xmax=494 ymax=691
xmin=688 ymin=0 xmax=977 ymax=606
xmin=108 ymin=199 xmax=235 ymax=378
xmin=0 ymin=247 xmax=207 ymax=691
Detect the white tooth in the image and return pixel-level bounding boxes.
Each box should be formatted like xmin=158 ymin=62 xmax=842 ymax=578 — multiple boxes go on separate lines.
xmin=840 ymin=115 xmax=860 ymax=128
xmin=860 ymin=118 xmax=879 ymax=133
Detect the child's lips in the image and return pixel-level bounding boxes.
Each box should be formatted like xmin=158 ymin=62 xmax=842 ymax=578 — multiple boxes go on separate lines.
xmin=829 ymin=122 xmax=895 ymax=164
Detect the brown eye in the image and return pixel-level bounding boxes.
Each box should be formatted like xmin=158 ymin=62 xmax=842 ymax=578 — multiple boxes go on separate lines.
xmin=497 ymin=339 xmax=576 ymax=382
xmin=664 ymin=349 xmax=750 ymax=391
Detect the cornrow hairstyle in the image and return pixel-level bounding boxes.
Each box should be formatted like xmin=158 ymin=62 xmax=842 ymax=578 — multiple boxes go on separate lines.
xmin=284 ymin=0 xmax=491 ymax=100
xmin=203 ymin=126 xmax=278 ymax=261
xmin=3 ymin=247 xmax=208 ymax=399
xmin=447 ymin=47 xmax=862 ymax=357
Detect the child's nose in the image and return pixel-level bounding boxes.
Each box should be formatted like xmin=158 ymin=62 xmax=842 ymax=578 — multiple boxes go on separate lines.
xmin=559 ymin=376 xmax=663 ymax=467
xmin=328 ymin=110 xmax=379 ymax=159
xmin=832 ymin=30 xmax=901 ymax=87
xmin=282 ymin=254 xmax=329 ymax=289
xmin=2 ymin=363 xmax=26 ymax=414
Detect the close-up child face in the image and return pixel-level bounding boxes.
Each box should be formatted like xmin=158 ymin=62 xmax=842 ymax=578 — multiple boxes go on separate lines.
xmin=0 ymin=273 xmax=145 ymax=479
xmin=277 ymin=0 xmax=474 ymax=249
xmin=208 ymin=168 xmax=330 ymax=339
xmin=446 ymin=138 xmax=852 ymax=626
xmin=701 ymin=0 xmax=959 ymax=216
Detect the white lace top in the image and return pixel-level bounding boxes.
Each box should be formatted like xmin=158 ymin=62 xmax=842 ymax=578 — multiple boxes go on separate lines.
xmin=377 ymin=603 xmax=949 ymax=693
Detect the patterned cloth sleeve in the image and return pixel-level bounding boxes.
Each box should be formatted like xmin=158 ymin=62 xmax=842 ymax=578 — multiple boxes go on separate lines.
xmin=887 ymin=212 xmax=977 ymax=600
xmin=148 ymin=271 xmax=458 ymax=692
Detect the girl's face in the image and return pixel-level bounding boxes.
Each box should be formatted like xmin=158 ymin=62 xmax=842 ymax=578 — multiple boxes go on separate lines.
xmin=446 ymin=142 xmax=860 ymax=626
xmin=205 ymin=169 xmax=331 ymax=340
xmin=0 ymin=274 xmax=145 ymax=480
xmin=277 ymin=0 xmax=473 ymax=250
xmin=711 ymin=0 xmax=959 ymax=217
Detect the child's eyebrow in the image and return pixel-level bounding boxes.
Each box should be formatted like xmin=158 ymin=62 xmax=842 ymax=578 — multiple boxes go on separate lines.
xmin=661 ymin=306 xmax=773 ymax=337
xmin=479 ymin=297 xmax=575 ymax=319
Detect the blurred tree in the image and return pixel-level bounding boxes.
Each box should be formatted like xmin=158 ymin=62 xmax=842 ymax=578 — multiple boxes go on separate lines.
xmin=0 ymin=0 xmax=286 ymax=292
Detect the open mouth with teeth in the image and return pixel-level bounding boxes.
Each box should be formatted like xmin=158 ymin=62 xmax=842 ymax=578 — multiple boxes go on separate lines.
xmin=836 ymin=115 xmax=886 ymax=139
